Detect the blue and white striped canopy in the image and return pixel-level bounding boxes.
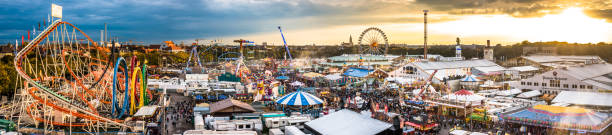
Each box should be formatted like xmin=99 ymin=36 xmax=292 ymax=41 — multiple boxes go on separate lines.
xmin=275 ymin=91 xmax=324 ymax=106
xmin=461 ymin=75 xmax=481 ymax=82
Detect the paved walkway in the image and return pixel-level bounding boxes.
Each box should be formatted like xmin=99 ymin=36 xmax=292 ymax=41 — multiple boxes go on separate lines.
xmin=163 ymin=92 xmax=194 ymax=135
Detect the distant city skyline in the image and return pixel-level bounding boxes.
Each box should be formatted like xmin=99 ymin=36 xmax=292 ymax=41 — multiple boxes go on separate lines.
xmin=1 ymin=0 xmax=612 ymax=45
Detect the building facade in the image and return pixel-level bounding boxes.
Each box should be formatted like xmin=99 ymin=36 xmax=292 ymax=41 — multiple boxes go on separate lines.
xmin=517 ymin=63 xmax=612 ymax=94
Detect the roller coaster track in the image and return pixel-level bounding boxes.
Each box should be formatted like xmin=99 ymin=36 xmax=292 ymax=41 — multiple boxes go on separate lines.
xmin=14 ymin=20 xmax=129 ymax=128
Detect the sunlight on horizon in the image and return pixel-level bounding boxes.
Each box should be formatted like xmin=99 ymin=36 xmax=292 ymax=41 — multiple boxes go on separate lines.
xmin=223 ymin=7 xmax=612 ymax=45
xmin=433 ymin=7 xmax=612 ymax=44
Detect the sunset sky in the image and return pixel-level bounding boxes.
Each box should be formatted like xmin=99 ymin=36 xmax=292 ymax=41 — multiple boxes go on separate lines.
xmin=1 ymin=0 xmax=612 ymax=45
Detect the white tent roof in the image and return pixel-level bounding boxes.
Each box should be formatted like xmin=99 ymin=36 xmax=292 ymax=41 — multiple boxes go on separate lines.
xmin=450 ymin=129 xmax=469 ymax=135
xmin=473 ymin=66 xmax=506 ymax=74
xmin=517 ymin=90 xmax=541 ymax=98
xmin=552 ymin=91 xmax=612 ymax=107
xmin=443 ymin=94 xmax=486 ymax=102
xmin=470 ymin=132 xmax=488 ymax=135
xmin=290 ymin=81 xmax=304 ymax=86
xmin=385 ymin=77 xmax=415 ymax=84
xmin=305 ymin=109 xmax=392 ymax=135
xmin=134 ymin=105 xmax=159 ymax=117
xmin=496 ymin=89 xmax=522 ymax=96
xmin=443 ymin=90 xmax=485 ymax=102
xmin=509 ymin=66 xmax=539 ymax=72
xmin=325 ymin=73 xmax=342 ymax=80
xmin=411 ymin=85 xmax=437 ymax=94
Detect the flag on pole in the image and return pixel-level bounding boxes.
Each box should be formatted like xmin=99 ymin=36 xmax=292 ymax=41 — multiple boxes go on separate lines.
xmin=21 ymin=35 xmax=24 ymax=45
xmin=15 ymin=40 xmax=19 ymax=53
xmin=27 ymin=30 xmax=30 ymax=41
xmin=51 ymin=4 xmax=62 ymax=19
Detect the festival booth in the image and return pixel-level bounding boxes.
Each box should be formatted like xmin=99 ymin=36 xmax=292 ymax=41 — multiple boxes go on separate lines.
xmin=500 ymin=105 xmax=612 ymax=134
xmin=459 ymin=74 xmax=481 ymax=90
xmin=275 ymin=90 xmax=325 ymax=118
xmin=404 ymin=113 xmax=439 ymax=132
xmin=431 ymin=90 xmax=486 ymax=117
xmin=478 ymin=80 xmax=503 ymax=90
xmin=324 ymin=73 xmax=342 ymax=89
xmin=299 ymin=72 xmax=323 ymax=87
xmin=443 ymin=90 xmax=486 ymax=106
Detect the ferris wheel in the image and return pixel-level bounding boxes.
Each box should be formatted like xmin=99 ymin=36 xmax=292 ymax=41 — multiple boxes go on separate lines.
xmin=357 ymin=27 xmax=389 ymax=55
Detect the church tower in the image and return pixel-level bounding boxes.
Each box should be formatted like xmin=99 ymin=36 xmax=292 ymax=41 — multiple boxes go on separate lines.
xmin=349 ymin=35 xmax=353 ymax=45
xmin=484 ymin=40 xmax=495 ymax=61
xmin=455 ymin=37 xmax=462 ymax=58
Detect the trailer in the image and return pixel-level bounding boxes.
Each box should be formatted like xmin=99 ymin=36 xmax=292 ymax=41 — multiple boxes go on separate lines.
xmin=194 ymin=114 xmax=205 ymax=130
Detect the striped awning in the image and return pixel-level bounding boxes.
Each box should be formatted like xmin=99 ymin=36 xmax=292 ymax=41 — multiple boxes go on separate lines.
xmin=461 ymin=74 xmax=481 ymax=82
xmin=275 ymin=91 xmax=324 ymax=106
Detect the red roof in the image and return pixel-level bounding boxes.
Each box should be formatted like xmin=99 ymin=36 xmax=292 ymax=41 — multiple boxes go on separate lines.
xmin=454 ymin=89 xmax=473 ymax=95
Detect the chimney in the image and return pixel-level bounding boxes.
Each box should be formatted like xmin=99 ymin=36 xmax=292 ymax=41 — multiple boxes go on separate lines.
xmin=487 ymin=40 xmax=490 ymax=47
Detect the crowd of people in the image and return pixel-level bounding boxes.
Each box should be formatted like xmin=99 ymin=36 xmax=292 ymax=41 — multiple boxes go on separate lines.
xmin=164 ymin=95 xmax=195 ymax=135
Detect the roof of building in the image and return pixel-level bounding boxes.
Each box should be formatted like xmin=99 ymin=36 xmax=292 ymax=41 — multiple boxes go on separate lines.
xmin=321 ymin=61 xmax=393 ymax=66
xmin=411 ymin=59 xmax=498 ymax=70
xmin=133 ymin=105 xmax=159 ymax=117
xmin=508 ymin=66 xmax=539 ymax=72
xmin=183 ymin=130 xmax=257 ymax=135
xmin=328 ymin=54 xmax=395 ymax=62
xmin=558 ymin=63 xmax=612 ymax=81
xmin=517 ymin=90 xmax=541 ymax=98
xmin=343 ymin=67 xmax=373 ymax=78
xmin=473 ymin=66 xmax=506 ymax=74
xmin=552 ymin=91 xmax=612 ymax=107
xmin=501 ymin=105 xmax=612 ymax=133
xmin=209 ymin=99 xmax=255 ymax=114
xmin=556 ymin=63 xmax=612 ymax=90
xmin=522 ymin=55 xmax=601 ymax=63
xmin=305 ymin=109 xmax=392 ymax=135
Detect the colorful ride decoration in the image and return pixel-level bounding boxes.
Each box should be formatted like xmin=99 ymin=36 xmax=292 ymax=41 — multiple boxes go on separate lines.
xmin=14 ymin=19 xmax=151 ymax=129
xmin=275 ymin=91 xmax=324 ymax=106
xmin=218 ymin=72 xmax=241 ymax=82
xmin=467 ymin=108 xmax=489 ymax=122
xmin=112 ymin=56 xmax=152 ymax=118
xmin=500 ymin=105 xmax=612 ymax=133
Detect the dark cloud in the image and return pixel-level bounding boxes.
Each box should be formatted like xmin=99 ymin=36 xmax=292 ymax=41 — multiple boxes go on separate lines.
xmin=447 ymin=4 xmax=564 ymax=18
xmin=416 ymin=0 xmax=583 ymax=18
xmin=0 ymin=0 xmax=610 ymax=44
xmin=584 ymin=9 xmax=612 ymax=23
xmin=0 ymin=0 xmax=417 ymax=44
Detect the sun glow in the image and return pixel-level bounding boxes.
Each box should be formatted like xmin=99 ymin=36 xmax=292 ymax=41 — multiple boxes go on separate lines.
xmin=432 ymin=7 xmax=612 ymax=43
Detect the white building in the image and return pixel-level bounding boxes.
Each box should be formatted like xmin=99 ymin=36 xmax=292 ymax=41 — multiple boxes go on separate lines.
xmin=390 ymin=59 xmax=502 ymax=83
xmin=516 ymin=63 xmax=612 ymax=94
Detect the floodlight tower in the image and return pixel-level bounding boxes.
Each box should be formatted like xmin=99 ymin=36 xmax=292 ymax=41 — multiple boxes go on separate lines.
xmin=423 ymin=10 xmax=429 ymax=60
